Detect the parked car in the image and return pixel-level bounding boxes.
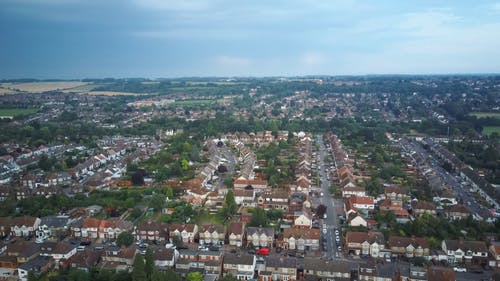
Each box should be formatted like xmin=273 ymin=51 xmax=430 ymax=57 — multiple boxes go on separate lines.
xmin=453 ymin=267 xmax=466 ymax=272
xmin=257 ymin=248 xmax=270 ymax=255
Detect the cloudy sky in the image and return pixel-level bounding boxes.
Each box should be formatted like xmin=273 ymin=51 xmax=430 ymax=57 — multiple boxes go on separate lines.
xmin=1 ymin=0 xmax=500 ymax=78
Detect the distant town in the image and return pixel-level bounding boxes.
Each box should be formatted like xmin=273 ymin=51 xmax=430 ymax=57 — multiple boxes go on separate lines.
xmin=0 ymin=76 xmax=498 ymax=281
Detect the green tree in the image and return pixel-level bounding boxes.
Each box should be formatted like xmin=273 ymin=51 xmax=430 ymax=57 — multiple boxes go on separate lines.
xmin=186 ymin=272 xmax=203 ymax=281
xmin=116 ymin=231 xmax=134 ymax=247
xmin=144 ymin=247 xmax=154 ymax=280
xmin=149 ymin=193 xmax=166 ymax=211
xmin=68 ymin=269 xmax=90 ymax=281
xmin=132 ymin=254 xmax=147 ymax=281
xmin=220 ymin=274 xmax=239 ymax=281
xmin=38 ymin=154 xmax=52 ymax=171
xmin=249 ymin=207 xmax=269 ymax=227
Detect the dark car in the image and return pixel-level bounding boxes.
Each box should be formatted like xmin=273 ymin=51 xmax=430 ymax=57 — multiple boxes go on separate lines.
xmin=80 ymin=241 xmax=91 ymax=246
xmin=209 ymin=245 xmax=221 ymax=251
xmin=247 ymin=249 xmax=256 ymax=254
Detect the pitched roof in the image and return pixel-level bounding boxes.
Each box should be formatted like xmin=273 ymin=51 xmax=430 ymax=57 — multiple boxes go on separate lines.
xmin=223 ymin=253 xmax=254 ymax=265
xmin=170 ymin=224 xmax=196 ymax=233
xmin=351 ymin=196 xmax=374 ymax=205
xmin=427 ymin=267 xmax=455 ymax=281
xmin=265 ymin=256 xmax=296 ymax=269
xmin=411 ymin=201 xmax=436 ymax=210
xmin=446 ymin=204 xmax=470 ymax=214
xmin=444 ymin=240 xmax=488 ymax=252
xmin=389 ymin=236 xmax=430 ymax=249
xmin=346 ymin=231 xmax=385 ymax=245
xmin=283 ymin=228 xmax=320 ymax=240
xmin=246 ymin=226 xmax=274 ymax=237
xmin=228 ymin=222 xmax=244 ymax=235
xmin=200 ymin=224 xmax=225 ymax=234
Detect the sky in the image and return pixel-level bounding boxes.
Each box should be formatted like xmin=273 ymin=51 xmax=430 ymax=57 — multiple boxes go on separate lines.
xmin=1 ymin=0 xmax=500 ymax=79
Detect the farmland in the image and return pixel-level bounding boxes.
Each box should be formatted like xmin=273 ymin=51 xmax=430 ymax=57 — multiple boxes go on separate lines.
xmin=469 ymin=112 xmax=500 ymax=119
xmin=482 ymin=126 xmax=500 ymax=136
xmin=0 ymin=108 xmax=38 ymax=117
xmin=0 ymin=82 xmax=89 ymax=93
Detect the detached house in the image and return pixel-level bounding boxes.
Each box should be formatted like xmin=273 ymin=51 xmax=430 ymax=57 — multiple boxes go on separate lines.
xmin=441 ymin=239 xmax=488 ymax=265
xmin=199 ymin=224 xmax=225 ymax=245
xmin=169 ymin=224 xmax=198 ymax=244
xmin=389 ymin=236 xmax=430 ymax=258
xmin=246 ymin=227 xmax=274 ymax=248
xmin=345 ymin=231 xmax=385 ymax=258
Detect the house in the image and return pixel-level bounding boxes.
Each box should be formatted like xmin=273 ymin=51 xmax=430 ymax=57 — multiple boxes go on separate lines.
xmin=134 ymin=221 xmax=168 ymax=242
xmin=10 ymin=216 xmax=41 ymax=237
xmin=5 ymin=241 xmax=40 ymax=264
xmin=342 ymin=186 xmax=366 ymax=198
xmin=223 ymin=253 xmax=256 ymax=280
xmin=411 ymin=201 xmax=437 ymax=217
xmin=349 ymin=196 xmax=375 ymax=211
xmin=384 ymin=186 xmax=409 ymax=201
xmin=199 ymin=250 xmax=223 ymax=275
xmin=246 ymin=227 xmax=274 ymax=248
xmin=345 ymin=231 xmax=385 ymax=258
xmin=35 ymin=215 xmax=71 ymax=242
xmin=169 ymin=224 xmax=198 ymax=244
xmin=445 ymin=204 xmax=471 ymax=220
xmin=488 ymin=242 xmax=500 ymax=270
xmin=278 ymin=228 xmax=320 ymax=252
xmin=293 ymin=210 xmax=313 ymax=229
xmin=378 ymin=199 xmax=403 ymax=212
xmin=234 ymin=188 xmax=255 ymax=206
xmin=427 ymin=267 xmax=455 ymax=281
xmin=388 ymin=236 xmax=430 ymax=258
xmin=18 ymin=256 xmax=54 ymax=281
xmin=258 ymin=190 xmax=289 ymax=211
xmin=100 ymin=246 xmax=137 ymax=272
xmin=199 ymin=224 xmax=225 ymax=245
xmin=441 ymin=239 xmax=488 ymax=265
xmin=234 ymin=179 xmax=268 ymax=190
xmin=72 ymin=218 xmax=133 ymax=240
xmin=303 ymin=259 xmax=352 ymax=280
xmin=154 ymin=247 xmax=176 ymax=269
xmin=346 ymin=212 xmax=367 ymax=228
xmin=228 ymin=222 xmax=245 ymax=247
xmin=70 ymin=249 xmax=101 ymax=271
xmin=262 ymin=256 xmax=297 ymax=281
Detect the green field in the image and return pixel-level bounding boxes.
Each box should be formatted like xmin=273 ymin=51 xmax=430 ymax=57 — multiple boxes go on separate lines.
xmin=170 ymin=99 xmax=216 ymax=107
xmin=469 ymin=112 xmax=500 ymax=119
xmin=482 ymin=126 xmax=500 ymax=136
xmin=0 ymin=108 xmax=38 ymax=117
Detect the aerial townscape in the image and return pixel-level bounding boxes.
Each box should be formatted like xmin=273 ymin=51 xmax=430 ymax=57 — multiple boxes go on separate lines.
xmin=0 ymin=76 xmax=498 ymax=281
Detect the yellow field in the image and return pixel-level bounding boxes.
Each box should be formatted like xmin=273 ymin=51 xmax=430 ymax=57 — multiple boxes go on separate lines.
xmin=0 ymin=87 xmax=17 ymax=95
xmin=0 ymin=82 xmax=89 ymax=93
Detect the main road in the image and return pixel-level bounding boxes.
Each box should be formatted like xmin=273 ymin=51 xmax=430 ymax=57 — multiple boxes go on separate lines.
xmin=315 ymin=134 xmax=342 ymax=259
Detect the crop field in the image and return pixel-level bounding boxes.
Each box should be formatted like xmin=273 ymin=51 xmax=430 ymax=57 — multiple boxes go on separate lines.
xmin=169 ymin=99 xmax=216 ymax=107
xmin=469 ymin=112 xmax=500 ymax=119
xmin=482 ymin=126 xmax=500 ymax=136
xmin=82 ymin=91 xmax=144 ymax=96
xmin=0 ymin=82 xmax=89 ymax=93
xmin=0 ymin=108 xmax=38 ymax=117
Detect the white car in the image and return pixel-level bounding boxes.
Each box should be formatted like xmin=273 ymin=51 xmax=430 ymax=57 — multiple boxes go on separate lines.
xmin=453 ymin=267 xmax=466 ymax=272
xmin=322 ymin=228 xmax=327 ymax=234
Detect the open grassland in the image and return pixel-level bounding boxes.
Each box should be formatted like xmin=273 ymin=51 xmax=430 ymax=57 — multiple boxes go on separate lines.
xmin=482 ymin=126 xmax=500 ymax=136
xmin=0 ymin=82 xmax=89 ymax=93
xmin=469 ymin=112 xmax=500 ymax=119
xmin=82 ymin=91 xmax=145 ymax=96
xmin=0 ymin=108 xmax=38 ymax=117
xmin=0 ymin=87 xmax=17 ymax=95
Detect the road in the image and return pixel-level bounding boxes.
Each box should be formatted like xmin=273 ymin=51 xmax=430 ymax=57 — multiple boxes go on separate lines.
xmin=315 ymin=134 xmax=342 ymax=259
